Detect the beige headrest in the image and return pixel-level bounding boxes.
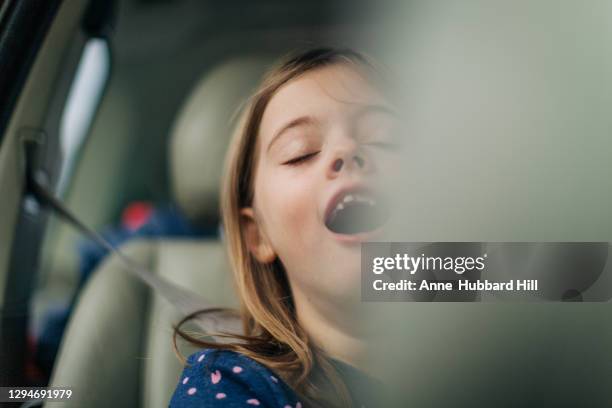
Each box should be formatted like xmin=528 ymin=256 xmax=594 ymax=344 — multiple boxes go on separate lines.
xmin=170 ymin=56 xmax=271 ymax=224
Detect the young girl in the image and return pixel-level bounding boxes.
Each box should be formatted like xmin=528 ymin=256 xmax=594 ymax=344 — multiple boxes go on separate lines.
xmin=170 ymin=47 xmax=398 ymax=408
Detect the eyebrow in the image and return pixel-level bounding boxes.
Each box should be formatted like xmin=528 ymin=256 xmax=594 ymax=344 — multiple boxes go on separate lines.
xmin=266 ymin=104 xmax=397 ymax=153
xmin=267 ymin=116 xmax=317 ymax=153
xmin=355 ymin=104 xmax=397 ymax=118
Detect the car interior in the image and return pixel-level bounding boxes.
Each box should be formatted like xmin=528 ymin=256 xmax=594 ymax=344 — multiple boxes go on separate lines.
xmin=0 ymin=0 xmax=380 ymax=406
xmin=3 ymin=1 xmax=612 ymax=407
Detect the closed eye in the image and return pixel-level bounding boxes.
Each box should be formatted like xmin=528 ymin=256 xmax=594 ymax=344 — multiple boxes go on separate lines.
xmin=282 ymin=151 xmax=320 ymax=165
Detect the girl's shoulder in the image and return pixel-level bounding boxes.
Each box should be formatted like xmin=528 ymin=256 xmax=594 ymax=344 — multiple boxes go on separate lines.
xmin=169 ymin=348 xmax=303 ymax=408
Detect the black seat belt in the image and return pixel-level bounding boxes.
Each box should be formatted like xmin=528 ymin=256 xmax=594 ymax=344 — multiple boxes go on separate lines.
xmin=24 ymin=140 xmax=224 ymax=332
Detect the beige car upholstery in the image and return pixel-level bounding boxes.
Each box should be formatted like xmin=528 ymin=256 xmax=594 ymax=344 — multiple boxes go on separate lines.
xmin=171 ymin=56 xmax=272 ymax=225
xmin=46 ymin=57 xmax=271 ymax=408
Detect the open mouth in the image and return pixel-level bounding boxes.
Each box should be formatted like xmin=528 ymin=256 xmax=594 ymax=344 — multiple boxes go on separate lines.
xmin=324 ymin=190 xmax=389 ymax=235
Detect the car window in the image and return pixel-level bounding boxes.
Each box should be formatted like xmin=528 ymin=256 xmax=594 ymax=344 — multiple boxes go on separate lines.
xmin=56 ymin=37 xmax=110 ymax=196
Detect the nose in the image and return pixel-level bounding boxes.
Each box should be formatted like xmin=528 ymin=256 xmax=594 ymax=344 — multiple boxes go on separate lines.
xmin=327 ymin=148 xmax=372 ymax=178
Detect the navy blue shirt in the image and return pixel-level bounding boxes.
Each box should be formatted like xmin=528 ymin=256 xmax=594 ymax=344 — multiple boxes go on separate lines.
xmin=169 ymin=349 xmax=302 ymax=408
xmin=169 ymin=349 xmax=381 ymax=407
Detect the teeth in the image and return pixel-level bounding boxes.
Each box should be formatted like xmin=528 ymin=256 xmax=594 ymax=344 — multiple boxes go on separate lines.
xmin=334 ymin=192 xmax=377 ymax=213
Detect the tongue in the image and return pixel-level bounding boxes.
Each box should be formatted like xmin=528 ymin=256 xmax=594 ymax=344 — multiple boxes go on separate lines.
xmin=325 ymin=202 xmax=387 ymax=234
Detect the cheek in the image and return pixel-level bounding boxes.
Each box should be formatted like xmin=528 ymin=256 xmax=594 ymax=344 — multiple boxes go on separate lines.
xmin=255 ymin=169 xmax=320 ymax=249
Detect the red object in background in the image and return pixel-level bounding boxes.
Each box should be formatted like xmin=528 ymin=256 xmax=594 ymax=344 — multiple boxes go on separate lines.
xmin=122 ymin=201 xmax=154 ymax=231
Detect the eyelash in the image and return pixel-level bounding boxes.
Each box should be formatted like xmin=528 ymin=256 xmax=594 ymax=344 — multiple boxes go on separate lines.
xmin=283 ymin=151 xmax=320 ymax=166
xmin=281 ymin=141 xmax=397 ymax=166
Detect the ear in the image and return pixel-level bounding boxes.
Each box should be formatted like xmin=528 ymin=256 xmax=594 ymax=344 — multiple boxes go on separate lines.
xmin=240 ymin=207 xmax=277 ymax=264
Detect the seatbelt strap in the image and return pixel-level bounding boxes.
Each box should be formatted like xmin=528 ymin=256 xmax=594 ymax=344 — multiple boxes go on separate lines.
xmin=25 ymin=155 xmax=221 ymax=332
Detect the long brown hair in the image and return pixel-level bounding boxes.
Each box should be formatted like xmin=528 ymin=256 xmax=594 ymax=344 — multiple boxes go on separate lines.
xmin=173 ymin=47 xmax=382 ymax=408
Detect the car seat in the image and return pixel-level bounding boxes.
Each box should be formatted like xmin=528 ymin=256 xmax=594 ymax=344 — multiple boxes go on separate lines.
xmin=45 ymin=56 xmax=271 ymax=408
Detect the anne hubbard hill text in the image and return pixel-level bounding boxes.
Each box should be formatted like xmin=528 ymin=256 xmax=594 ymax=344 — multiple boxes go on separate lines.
xmin=369 ymin=253 xmax=539 ymax=292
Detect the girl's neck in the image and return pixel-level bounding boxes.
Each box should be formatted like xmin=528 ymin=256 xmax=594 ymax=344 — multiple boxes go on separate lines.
xmin=292 ymin=289 xmax=370 ymax=373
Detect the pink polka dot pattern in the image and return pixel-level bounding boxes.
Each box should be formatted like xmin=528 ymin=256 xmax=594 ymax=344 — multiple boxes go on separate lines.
xmin=170 ymin=349 xmax=316 ymax=407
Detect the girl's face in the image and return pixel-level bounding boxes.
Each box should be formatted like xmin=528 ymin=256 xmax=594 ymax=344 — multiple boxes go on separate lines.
xmin=242 ymin=63 xmax=398 ymax=309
